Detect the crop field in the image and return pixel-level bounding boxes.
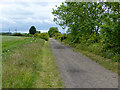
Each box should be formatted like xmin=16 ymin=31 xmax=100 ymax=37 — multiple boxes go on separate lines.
xmin=2 ymin=36 xmax=63 ymax=88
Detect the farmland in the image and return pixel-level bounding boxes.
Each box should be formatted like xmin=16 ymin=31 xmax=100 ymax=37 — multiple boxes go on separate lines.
xmin=2 ymin=36 xmax=63 ymax=88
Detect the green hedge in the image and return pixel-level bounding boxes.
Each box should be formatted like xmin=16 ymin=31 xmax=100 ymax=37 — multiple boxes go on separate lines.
xmin=55 ymin=33 xmax=67 ymax=41
xmin=34 ymin=33 xmax=49 ymax=41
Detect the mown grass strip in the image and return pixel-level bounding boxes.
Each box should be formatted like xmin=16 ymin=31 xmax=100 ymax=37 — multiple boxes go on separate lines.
xmin=35 ymin=41 xmax=64 ymax=88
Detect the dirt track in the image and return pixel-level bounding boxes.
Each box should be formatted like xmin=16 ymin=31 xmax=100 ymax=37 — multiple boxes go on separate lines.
xmin=49 ymin=38 xmax=118 ymax=88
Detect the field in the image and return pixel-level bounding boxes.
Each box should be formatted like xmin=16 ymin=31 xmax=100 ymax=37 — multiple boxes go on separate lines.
xmin=2 ymin=36 xmax=63 ymax=88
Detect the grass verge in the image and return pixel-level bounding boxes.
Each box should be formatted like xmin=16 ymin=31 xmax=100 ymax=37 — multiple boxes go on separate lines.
xmin=2 ymin=36 xmax=63 ymax=88
xmin=35 ymin=41 xmax=63 ymax=88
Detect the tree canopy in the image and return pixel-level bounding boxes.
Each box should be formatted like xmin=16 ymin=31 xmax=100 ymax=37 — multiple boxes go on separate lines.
xmin=48 ymin=27 xmax=59 ymax=37
xmin=29 ymin=26 xmax=36 ymax=35
xmin=52 ymin=2 xmax=119 ymax=53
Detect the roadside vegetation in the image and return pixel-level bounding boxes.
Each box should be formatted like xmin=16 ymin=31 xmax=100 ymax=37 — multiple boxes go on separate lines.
xmin=51 ymin=2 xmax=119 ymax=75
xmin=2 ymin=36 xmax=63 ymax=88
xmin=48 ymin=27 xmax=59 ymax=37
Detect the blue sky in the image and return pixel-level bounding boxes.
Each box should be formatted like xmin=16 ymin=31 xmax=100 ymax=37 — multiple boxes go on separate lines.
xmin=0 ymin=0 xmax=67 ymax=33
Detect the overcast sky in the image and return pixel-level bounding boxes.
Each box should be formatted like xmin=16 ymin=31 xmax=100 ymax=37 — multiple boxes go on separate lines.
xmin=0 ymin=0 xmax=66 ymax=33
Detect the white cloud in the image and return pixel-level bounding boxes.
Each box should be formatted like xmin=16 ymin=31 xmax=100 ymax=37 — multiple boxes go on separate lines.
xmin=0 ymin=0 xmax=65 ymax=32
xmin=0 ymin=0 xmax=65 ymax=3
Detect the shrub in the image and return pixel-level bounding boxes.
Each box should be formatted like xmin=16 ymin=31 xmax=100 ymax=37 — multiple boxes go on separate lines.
xmin=33 ymin=33 xmax=39 ymax=37
xmin=55 ymin=33 xmax=61 ymax=40
xmin=48 ymin=27 xmax=59 ymax=37
xmin=87 ymin=43 xmax=104 ymax=55
xmin=76 ymin=44 xmax=87 ymax=51
xmin=55 ymin=33 xmax=67 ymax=41
xmin=39 ymin=33 xmax=49 ymax=41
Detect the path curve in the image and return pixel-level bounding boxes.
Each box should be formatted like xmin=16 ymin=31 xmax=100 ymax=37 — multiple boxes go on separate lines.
xmin=49 ymin=38 xmax=118 ymax=88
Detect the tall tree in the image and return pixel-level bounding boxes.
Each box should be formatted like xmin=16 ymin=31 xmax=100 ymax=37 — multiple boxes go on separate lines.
xmin=52 ymin=2 xmax=104 ymax=42
xmin=100 ymin=2 xmax=119 ymax=52
xmin=29 ymin=26 xmax=36 ymax=35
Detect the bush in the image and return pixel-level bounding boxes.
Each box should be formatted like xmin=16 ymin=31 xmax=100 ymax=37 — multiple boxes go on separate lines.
xmin=39 ymin=33 xmax=49 ymax=41
xmin=76 ymin=44 xmax=87 ymax=51
xmin=55 ymin=33 xmax=61 ymax=40
xmin=34 ymin=33 xmax=49 ymax=41
xmin=12 ymin=33 xmax=23 ymax=36
xmin=87 ymin=43 xmax=104 ymax=55
xmin=48 ymin=27 xmax=59 ymax=37
xmin=33 ymin=33 xmax=39 ymax=37
xmin=55 ymin=33 xmax=67 ymax=41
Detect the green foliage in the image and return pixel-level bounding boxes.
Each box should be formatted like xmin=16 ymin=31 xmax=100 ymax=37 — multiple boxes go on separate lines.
xmin=52 ymin=2 xmax=119 ymax=62
xmin=33 ymin=33 xmax=39 ymax=37
xmin=39 ymin=33 xmax=49 ymax=41
xmin=87 ymin=43 xmax=104 ymax=55
xmin=48 ymin=27 xmax=59 ymax=37
xmin=34 ymin=33 xmax=49 ymax=41
xmin=55 ymin=33 xmax=61 ymax=40
xmin=84 ymin=34 xmax=101 ymax=46
xmin=23 ymin=33 xmax=33 ymax=37
xmin=12 ymin=33 xmax=23 ymax=36
xmin=29 ymin=26 xmax=36 ymax=35
xmin=52 ymin=2 xmax=104 ymax=40
xmin=55 ymin=33 xmax=67 ymax=41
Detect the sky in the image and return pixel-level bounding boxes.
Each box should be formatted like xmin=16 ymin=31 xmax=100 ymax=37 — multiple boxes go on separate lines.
xmin=0 ymin=0 xmax=66 ymax=33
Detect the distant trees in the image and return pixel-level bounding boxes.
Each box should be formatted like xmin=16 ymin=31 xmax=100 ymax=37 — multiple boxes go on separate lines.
xmin=29 ymin=26 xmax=36 ymax=35
xmin=48 ymin=27 xmax=59 ymax=37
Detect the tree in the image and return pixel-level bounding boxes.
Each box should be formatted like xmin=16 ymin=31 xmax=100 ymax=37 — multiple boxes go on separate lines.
xmin=29 ymin=26 xmax=36 ymax=35
xmin=52 ymin=2 xmax=119 ymax=54
xmin=100 ymin=2 xmax=119 ymax=53
xmin=48 ymin=27 xmax=59 ymax=37
xmin=52 ymin=2 xmax=104 ymax=42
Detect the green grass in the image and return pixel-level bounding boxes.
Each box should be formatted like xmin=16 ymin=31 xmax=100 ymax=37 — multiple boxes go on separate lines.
xmin=2 ymin=36 xmax=63 ymax=88
xmin=2 ymin=36 xmax=29 ymax=52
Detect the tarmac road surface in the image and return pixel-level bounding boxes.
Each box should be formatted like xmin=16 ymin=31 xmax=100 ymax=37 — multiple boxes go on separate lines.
xmin=49 ymin=38 xmax=118 ymax=88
